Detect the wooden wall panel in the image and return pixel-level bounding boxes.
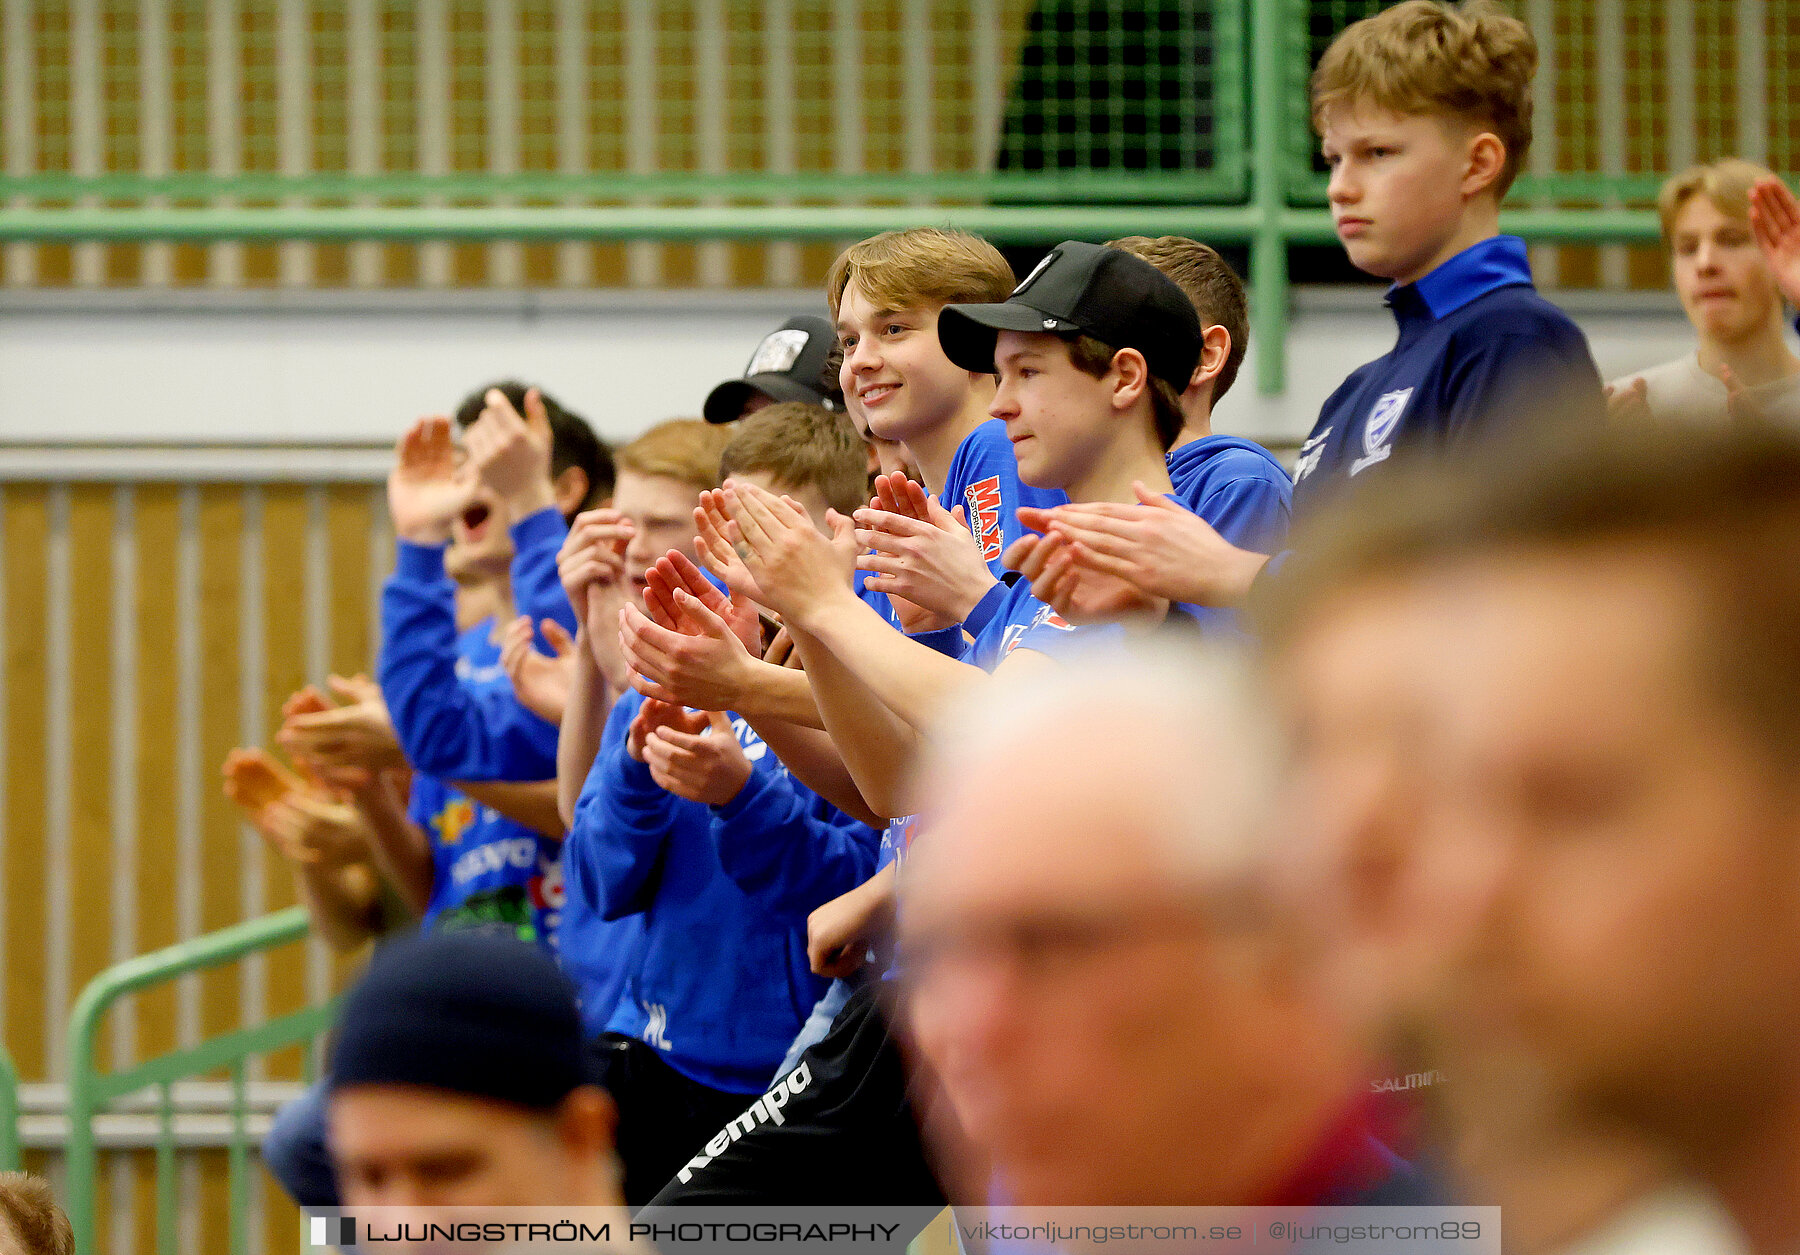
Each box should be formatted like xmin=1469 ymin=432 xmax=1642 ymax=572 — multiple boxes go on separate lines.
xmin=259 ymin=486 xmax=311 ymax=1054
xmin=130 ymin=485 xmax=185 ymax=1067
xmin=67 ymin=486 xmax=118 ymax=1070
xmin=3 ymin=487 xmax=52 ymax=1080
xmin=196 ymin=486 xmax=246 ymax=1047
xmin=0 ymin=475 xmax=383 ymax=1253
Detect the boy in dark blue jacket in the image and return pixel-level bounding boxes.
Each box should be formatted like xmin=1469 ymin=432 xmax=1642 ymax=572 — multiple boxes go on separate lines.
xmin=1298 ymin=2 xmax=1602 ymax=504
xmin=1016 ymin=1 xmax=1603 ymax=613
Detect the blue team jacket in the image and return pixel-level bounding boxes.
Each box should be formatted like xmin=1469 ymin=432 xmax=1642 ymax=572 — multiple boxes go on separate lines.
xmin=943 ymin=418 xmax=1067 ymax=577
xmin=1292 ymin=235 xmax=1602 ymax=517
xmin=1168 ymin=435 xmax=1292 ymax=555
xmin=1168 ymin=435 xmax=1293 ymax=634
xmin=562 ymin=690 xmax=876 ymax=1093
xmin=378 ymin=508 xmax=576 ymax=782
xmin=409 ymin=749 xmax=562 ymax=951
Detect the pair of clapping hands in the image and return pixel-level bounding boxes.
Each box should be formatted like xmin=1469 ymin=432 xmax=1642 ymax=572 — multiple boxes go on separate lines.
xmin=695 ymin=472 xmax=992 ymax=632
xmin=387 ymin=387 xmax=557 ymax=546
xmin=591 ymin=477 xmax=978 ymax=720
xmin=544 ymin=491 xmax=796 ymax=807
xmin=1008 ymin=484 xmax=1263 ymax=621
xmin=830 ymin=470 xmax=1254 ymax=627
xmin=222 ymin=675 xmax=408 ymax=869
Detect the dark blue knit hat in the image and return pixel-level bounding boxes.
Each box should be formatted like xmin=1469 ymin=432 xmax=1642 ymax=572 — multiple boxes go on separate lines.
xmin=329 ymin=930 xmax=594 ymax=1111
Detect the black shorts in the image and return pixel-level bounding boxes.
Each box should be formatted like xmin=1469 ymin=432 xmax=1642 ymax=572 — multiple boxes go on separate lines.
xmin=591 ymin=1034 xmax=762 ymax=1208
xmin=644 ymin=981 xmax=945 ymax=1207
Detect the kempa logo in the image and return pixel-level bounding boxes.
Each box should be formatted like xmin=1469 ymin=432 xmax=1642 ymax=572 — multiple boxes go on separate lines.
xmin=675 ymin=1061 xmax=813 ymax=1183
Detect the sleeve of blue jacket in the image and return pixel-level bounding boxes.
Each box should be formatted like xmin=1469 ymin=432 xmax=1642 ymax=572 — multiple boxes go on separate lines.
xmin=1199 ymin=477 xmax=1292 ymax=558
xmin=564 ymin=695 xmax=679 ymax=922
xmin=508 ymin=508 xmax=578 ymax=649
xmin=377 ymin=540 xmax=559 ymax=781
xmin=709 ymin=761 xmax=880 ymax=921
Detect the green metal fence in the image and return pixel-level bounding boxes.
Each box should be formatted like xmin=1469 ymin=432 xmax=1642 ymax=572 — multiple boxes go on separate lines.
xmin=64 ymin=906 xmax=337 ymax=1255
xmin=0 ymin=0 xmax=1795 ymax=391
xmin=0 ymin=1044 xmax=20 ymax=1173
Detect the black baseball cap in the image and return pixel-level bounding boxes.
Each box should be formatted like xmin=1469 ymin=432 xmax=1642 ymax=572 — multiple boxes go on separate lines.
xmin=937 ymin=241 xmax=1203 ymax=388
xmin=704 ymin=314 xmax=842 ymax=423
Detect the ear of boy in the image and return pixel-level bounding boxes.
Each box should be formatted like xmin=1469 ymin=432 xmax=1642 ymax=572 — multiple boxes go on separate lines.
xmin=1180 ymin=324 xmax=1232 ymax=431
xmin=553 ymin=465 xmax=591 ymax=517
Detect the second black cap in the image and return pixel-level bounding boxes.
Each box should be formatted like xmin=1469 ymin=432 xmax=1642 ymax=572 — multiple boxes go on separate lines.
xmin=704 ymin=314 xmax=841 ymax=423
xmin=937 ymin=241 xmax=1203 ymax=389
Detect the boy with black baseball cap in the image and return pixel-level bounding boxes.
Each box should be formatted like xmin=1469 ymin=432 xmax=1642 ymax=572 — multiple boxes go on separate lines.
xmin=703 ymin=314 xmax=844 ymax=423
xmin=647 ymin=241 xmax=1211 ymax=1209
xmin=724 ymin=240 xmax=1204 ymax=812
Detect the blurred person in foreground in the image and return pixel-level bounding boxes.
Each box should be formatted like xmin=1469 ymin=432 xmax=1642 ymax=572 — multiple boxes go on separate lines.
xmin=0 ymin=1172 xmax=73 ymax=1255
xmin=1253 ymin=421 xmax=1800 ymax=1253
xmin=328 ymin=930 xmax=627 ymax=1217
xmin=898 ymin=648 xmax=1435 ymax=1207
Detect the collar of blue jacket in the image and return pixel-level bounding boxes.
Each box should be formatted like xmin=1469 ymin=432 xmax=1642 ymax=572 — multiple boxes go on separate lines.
xmin=1385 ymin=234 xmax=1534 ymax=323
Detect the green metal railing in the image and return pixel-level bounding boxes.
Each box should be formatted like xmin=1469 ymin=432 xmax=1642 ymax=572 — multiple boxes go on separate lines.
xmin=0 ymin=1044 xmax=20 ymax=1172
xmin=65 ymin=907 xmax=337 ymax=1255
xmin=1 ymin=0 xmax=1791 ymax=391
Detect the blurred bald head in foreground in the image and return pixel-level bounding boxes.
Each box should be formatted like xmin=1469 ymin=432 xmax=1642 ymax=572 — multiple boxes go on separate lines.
xmin=899 ymin=647 xmax=1429 ymax=1207
xmin=1258 ymin=419 xmax=1800 ymax=1255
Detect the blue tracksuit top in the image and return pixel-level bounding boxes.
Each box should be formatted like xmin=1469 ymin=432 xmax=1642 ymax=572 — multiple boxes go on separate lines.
xmin=378 ymin=508 xmax=576 ymax=782
xmin=409 ymin=756 xmax=562 ymax=953
xmin=1168 ymin=435 xmax=1293 ymax=634
xmin=942 ymin=418 xmax=1068 ymax=577
xmin=1168 ymin=435 xmax=1292 ymax=556
xmin=563 ymin=690 xmax=875 ymax=1093
xmin=1292 ymin=235 xmax=1602 ymax=517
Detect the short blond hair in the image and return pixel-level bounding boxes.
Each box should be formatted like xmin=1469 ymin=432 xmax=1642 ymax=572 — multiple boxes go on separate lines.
xmin=1311 ymin=0 xmax=1536 ymax=199
xmin=1657 ymin=159 xmax=1779 ymax=244
xmin=826 ymin=228 xmax=1014 ymax=319
xmin=614 ymin=419 xmax=731 ymax=494
xmin=1108 ymin=235 xmax=1249 ymax=402
xmin=0 ymin=1173 xmax=74 ymax=1255
xmin=720 ymin=402 xmax=871 ymax=516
